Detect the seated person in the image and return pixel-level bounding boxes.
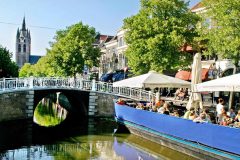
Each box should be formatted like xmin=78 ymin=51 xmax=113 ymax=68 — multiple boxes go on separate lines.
xmin=117 ymin=98 xmax=125 ymax=105
xmin=227 ymin=108 xmax=236 ymax=119
xmin=217 ymin=108 xmax=227 ymax=124
xmin=136 ymin=103 xmax=144 ymax=110
xmin=234 ymin=110 xmax=240 ymax=122
xmin=158 ymin=102 xmax=170 ymax=114
xmin=155 ymin=99 xmax=165 ymax=108
xmin=234 ymin=121 xmax=240 ymax=128
xmin=150 ymin=105 xmax=158 ymax=112
xmin=232 ymin=110 xmax=240 ymax=127
xmin=201 ymin=109 xmax=211 ymax=121
xmin=178 ymin=89 xmax=187 ymax=101
xmin=146 ymin=102 xmax=153 ymax=109
xmin=174 ymin=88 xmax=182 ymax=99
xmin=171 ymin=110 xmax=180 ymax=117
xmin=218 ymin=108 xmax=233 ymax=126
xmin=193 ymin=112 xmax=211 ymax=123
xmin=219 ymin=113 xmax=233 ymax=126
xmin=175 ymin=88 xmax=187 ymax=101
xmin=183 ymin=107 xmax=197 ymax=120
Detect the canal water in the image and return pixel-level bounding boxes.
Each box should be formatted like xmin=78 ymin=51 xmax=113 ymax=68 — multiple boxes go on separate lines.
xmin=0 ymin=118 xmax=198 ymax=160
xmin=0 ymin=93 xmax=197 ymax=160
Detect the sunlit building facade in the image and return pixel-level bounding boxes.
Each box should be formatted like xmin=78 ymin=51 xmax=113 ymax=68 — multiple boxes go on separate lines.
xmin=98 ymin=29 xmax=128 ymax=77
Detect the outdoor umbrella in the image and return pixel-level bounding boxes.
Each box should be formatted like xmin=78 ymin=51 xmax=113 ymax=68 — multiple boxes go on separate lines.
xmin=186 ymin=53 xmax=203 ymax=110
xmin=195 ymin=72 xmax=240 ymax=109
xmin=113 ymin=70 xmax=190 ymax=90
xmin=195 ymin=73 xmax=240 ymax=92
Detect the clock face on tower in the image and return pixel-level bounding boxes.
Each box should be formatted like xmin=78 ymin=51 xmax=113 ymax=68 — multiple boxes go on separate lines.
xmin=20 ymin=37 xmax=24 ymax=42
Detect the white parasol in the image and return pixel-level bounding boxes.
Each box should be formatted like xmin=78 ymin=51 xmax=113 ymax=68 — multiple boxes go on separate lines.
xmin=186 ymin=53 xmax=203 ymax=110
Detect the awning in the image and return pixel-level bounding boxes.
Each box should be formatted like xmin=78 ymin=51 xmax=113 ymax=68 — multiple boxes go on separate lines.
xmin=175 ymin=68 xmax=209 ymax=81
xmin=175 ymin=70 xmax=191 ymax=81
xmin=195 ymin=73 xmax=240 ymax=92
xmin=190 ymin=68 xmax=208 ymax=81
xmin=113 ymin=71 xmax=191 ymax=89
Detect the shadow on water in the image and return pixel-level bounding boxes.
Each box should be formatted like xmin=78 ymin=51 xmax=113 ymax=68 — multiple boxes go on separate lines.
xmin=0 ymin=94 xmax=197 ymax=159
xmin=0 ymin=116 xmax=198 ymax=160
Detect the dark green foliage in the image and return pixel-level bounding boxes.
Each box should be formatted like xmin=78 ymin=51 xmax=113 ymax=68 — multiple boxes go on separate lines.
xmin=19 ymin=22 xmax=100 ymax=77
xmin=48 ymin=22 xmax=101 ymax=77
xmin=0 ymin=45 xmax=18 ymax=78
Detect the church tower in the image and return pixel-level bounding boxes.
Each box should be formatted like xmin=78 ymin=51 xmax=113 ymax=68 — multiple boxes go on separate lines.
xmin=16 ymin=17 xmax=31 ymax=68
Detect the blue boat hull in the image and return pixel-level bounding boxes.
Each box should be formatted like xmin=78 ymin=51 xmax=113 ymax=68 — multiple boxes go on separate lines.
xmin=114 ymin=103 xmax=240 ymax=159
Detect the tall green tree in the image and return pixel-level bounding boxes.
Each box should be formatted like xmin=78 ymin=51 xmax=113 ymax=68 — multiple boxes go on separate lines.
xmin=21 ymin=22 xmax=101 ymax=78
xmin=48 ymin=22 xmax=100 ymax=77
xmin=0 ymin=46 xmax=18 ymax=77
xmin=32 ymin=55 xmax=55 ymax=77
xmin=200 ymin=0 xmax=240 ymax=67
xmin=123 ymin=0 xmax=199 ymax=74
xmin=19 ymin=63 xmax=33 ymax=77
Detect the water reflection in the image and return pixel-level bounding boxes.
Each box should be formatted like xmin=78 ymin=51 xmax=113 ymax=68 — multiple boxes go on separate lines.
xmin=34 ymin=92 xmax=69 ymax=127
xmin=0 ymin=118 xmax=197 ymax=160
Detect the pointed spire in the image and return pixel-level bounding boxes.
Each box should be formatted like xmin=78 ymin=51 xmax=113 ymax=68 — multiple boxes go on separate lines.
xmin=16 ymin=28 xmax=20 ymax=38
xmin=22 ymin=16 xmax=26 ymax=31
xmin=28 ymin=30 xmax=31 ymax=39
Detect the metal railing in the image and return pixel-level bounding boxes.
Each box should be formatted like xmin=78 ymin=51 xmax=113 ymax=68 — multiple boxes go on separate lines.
xmin=0 ymin=77 xmax=155 ymax=101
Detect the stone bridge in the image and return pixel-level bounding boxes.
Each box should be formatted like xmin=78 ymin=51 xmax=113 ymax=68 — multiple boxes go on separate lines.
xmin=0 ymin=77 xmax=155 ymax=122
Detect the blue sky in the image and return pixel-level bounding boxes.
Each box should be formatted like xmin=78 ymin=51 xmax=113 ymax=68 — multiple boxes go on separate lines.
xmin=0 ymin=0 xmax=200 ymax=59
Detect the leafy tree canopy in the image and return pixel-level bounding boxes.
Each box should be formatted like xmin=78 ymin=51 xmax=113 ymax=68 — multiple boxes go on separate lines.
xmin=20 ymin=22 xmax=101 ymax=78
xmin=200 ymin=0 xmax=240 ymax=67
xmin=19 ymin=63 xmax=33 ymax=77
xmin=48 ymin=22 xmax=101 ymax=77
xmin=0 ymin=45 xmax=18 ymax=78
xmin=123 ymin=0 xmax=199 ymax=74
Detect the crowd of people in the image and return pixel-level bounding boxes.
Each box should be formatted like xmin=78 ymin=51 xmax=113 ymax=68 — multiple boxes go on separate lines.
xmin=117 ymin=97 xmax=240 ymax=128
xmin=214 ymin=98 xmax=240 ymax=127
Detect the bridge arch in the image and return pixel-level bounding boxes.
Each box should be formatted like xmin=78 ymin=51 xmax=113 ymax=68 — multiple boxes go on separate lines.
xmin=0 ymin=77 xmax=154 ymax=122
xmin=34 ymin=89 xmax=90 ymax=118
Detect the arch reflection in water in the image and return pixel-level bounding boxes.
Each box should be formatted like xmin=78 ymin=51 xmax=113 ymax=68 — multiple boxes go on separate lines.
xmin=34 ymin=92 xmax=69 ymax=127
xmin=0 ymin=134 xmax=197 ymax=160
xmin=0 ymin=118 xmax=197 ymax=160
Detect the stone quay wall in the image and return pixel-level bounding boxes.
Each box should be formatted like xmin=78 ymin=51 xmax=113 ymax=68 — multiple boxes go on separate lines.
xmin=0 ymin=91 xmax=34 ymax=122
xmin=0 ymin=90 xmax=115 ymax=122
xmin=89 ymin=92 xmax=115 ymax=117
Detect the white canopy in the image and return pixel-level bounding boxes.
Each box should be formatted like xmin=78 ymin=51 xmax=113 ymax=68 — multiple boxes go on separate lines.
xmin=113 ymin=71 xmax=190 ymax=89
xmin=195 ymin=73 xmax=240 ymax=92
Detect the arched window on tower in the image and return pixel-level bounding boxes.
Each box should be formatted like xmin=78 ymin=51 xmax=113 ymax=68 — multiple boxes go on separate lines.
xmin=18 ymin=44 xmax=21 ymax=52
xmin=23 ymin=44 xmax=26 ymax=52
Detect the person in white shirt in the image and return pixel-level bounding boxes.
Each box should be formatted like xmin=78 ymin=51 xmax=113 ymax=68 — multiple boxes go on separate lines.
xmin=216 ymin=98 xmax=224 ymax=122
xmin=216 ymin=98 xmax=224 ymax=114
